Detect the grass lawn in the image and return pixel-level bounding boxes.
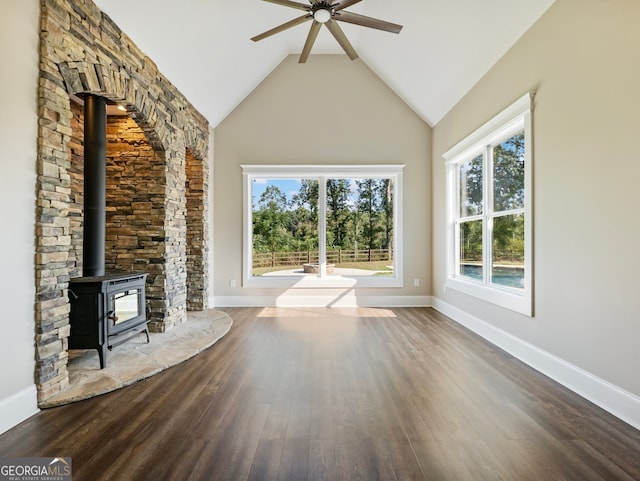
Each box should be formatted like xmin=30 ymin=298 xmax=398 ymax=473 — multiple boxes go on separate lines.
xmin=335 ymin=261 xmax=393 ymax=275
xmin=253 ymin=260 xmax=393 ymax=277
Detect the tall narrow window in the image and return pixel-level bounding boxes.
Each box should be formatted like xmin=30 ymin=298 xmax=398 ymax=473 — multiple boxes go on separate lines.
xmin=444 ymin=93 xmax=533 ymax=315
xmin=243 ymin=165 xmax=403 ymax=288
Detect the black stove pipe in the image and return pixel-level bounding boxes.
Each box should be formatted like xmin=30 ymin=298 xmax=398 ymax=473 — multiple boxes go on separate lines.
xmin=82 ymin=94 xmax=107 ymax=277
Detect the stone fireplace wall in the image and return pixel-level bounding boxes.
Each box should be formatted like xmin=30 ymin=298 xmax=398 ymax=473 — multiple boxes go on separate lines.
xmin=36 ymin=0 xmax=210 ymax=403
xmin=186 ymin=149 xmax=209 ymax=311
xmin=104 ymin=115 xmax=175 ymax=332
xmin=67 ymin=102 xmax=84 ymax=280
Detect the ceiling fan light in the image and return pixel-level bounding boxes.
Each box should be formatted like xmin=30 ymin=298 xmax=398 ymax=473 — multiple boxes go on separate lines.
xmin=313 ymin=8 xmax=331 ymax=23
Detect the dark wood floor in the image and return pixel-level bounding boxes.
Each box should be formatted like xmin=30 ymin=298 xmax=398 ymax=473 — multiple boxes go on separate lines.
xmin=1 ymin=307 xmax=639 ymax=481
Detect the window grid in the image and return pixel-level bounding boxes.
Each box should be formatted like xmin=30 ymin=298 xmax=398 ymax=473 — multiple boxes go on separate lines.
xmin=444 ymin=93 xmax=533 ymax=316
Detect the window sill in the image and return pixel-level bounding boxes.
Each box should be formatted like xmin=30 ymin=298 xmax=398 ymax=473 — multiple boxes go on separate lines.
xmin=445 ymin=276 xmax=532 ymax=316
xmin=243 ymin=275 xmax=403 ymax=289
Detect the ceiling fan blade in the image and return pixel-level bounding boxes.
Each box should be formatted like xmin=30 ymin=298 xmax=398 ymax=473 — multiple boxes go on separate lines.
xmin=262 ymin=0 xmax=310 ymax=11
xmin=325 ymin=20 xmax=358 ymax=60
xmin=334 ymin=0 xmax=362 ymax=11
xmin=335 ymin=11 xmax=403 ymax=34
xmin=299 ymin=21 xmax=322 ymax=63
xmin=251 ymin=14 xmax=311 ymax=42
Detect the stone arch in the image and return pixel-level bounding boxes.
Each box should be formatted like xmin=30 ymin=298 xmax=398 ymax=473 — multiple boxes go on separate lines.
xmin=184 ymin=120 xmax=209 ymax=162
xmin=35 ymin=0 xmax=210 ymax=405
xmin=58 ymin=61 xmax=169 ymax=152
xmin=56 ymin=60 xmax=185 ymax=333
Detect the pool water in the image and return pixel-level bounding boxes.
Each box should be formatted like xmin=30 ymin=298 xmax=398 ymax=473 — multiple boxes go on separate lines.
xmin=461 ymin=264 xmax=524 ymax=289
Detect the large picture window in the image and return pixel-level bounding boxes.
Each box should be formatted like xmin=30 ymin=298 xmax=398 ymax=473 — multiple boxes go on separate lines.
xmin=444 ymin=93 xmax=533 ymax=315
xmin=243 ymin=165 xmax=403 ymax=288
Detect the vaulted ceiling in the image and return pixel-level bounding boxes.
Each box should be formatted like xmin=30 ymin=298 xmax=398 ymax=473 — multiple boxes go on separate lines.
xmin=94 ymin=0 xmax=555 ymax=128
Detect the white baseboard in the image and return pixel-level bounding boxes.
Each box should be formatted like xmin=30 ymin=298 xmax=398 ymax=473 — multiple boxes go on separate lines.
xmin=432 ymin=297 xmax=640 ymax=431
xmin=0 ymin=385 xmax=39 ymax=435
xmin=213 ymin=295 xmax=433 ymax=308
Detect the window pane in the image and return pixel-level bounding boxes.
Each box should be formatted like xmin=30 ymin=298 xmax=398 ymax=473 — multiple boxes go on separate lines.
xmin=493 ymin=131 xmax=525 ymax=212
xmin=492 ymin=213 xmax=524 ymax=289
xmin=459 ymin=154 xmax=483 ymax=217
xmin=326 ymin=178 xmax=394 ymax=277
xmin=251 ymin=178 xmax=318 ymax=276
xmin=459 ymin=219 xmax=483 ymax=281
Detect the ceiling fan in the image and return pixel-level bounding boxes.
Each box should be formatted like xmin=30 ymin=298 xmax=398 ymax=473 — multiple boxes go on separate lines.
xmin=251 ymin=0 xmax=403 ymax=63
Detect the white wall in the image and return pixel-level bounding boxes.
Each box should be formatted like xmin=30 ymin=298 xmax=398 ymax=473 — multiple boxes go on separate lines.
xmin=213 ymin=55 xmax=432 ymax=307
xmin=432 ymin=0 xmax=640 ymax=427
xmin=0 ymin=0 xmax=40 ymax=433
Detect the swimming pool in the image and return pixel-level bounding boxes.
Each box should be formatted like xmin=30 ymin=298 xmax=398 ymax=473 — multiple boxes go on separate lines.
xmin=461 ymin=264 xmax=524 ymax=289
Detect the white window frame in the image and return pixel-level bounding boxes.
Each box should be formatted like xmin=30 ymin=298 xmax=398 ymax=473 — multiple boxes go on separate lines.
xmin=444 ymin=93 xmax=533 ymax=316
xmin=242 ymin=164 xmax=404 ymax=288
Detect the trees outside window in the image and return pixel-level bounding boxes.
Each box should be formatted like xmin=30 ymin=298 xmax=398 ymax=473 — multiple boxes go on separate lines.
xmin=243 ymin=165 xmax=403 ymax=288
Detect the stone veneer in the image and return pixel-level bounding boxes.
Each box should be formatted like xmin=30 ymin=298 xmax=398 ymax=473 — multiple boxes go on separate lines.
xmin=36 ymin=0 xmax=210 ymax=403
xmin=185 ymin=149 xmax=209 ymax=311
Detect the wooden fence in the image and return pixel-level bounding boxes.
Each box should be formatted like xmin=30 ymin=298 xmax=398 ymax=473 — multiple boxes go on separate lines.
xmin=253 ymin=249 xmax=393 ymax=268
xmin=462 ymin=248 xmax=524 ymax=263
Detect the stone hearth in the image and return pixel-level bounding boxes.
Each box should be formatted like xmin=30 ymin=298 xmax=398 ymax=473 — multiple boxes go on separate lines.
xmin=35 ymin=0 xmax=211 ymax=404
xmin=40 ymin=309 xmax=232 ymax=408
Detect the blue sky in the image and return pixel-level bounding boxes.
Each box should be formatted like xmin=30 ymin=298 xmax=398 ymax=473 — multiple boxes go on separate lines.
xmin=252 ymin=178 xmax=363 ymax=209
xmin=251 ymin=178 xmax=302 ymax=204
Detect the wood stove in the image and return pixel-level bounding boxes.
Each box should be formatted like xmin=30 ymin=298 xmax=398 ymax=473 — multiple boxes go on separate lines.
xmin=68 ymin=94 xmax=149 ymax=369
xmin=68 ymin=273 xmax=149 ymax=369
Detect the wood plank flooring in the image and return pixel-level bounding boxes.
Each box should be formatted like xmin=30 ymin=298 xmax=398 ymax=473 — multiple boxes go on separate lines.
xmin=1 ymin=307 xmax=638 ymax=480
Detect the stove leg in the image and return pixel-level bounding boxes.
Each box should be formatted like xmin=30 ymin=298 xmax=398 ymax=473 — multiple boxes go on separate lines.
xmin=98 ymin=345 xmax=107 ymax=369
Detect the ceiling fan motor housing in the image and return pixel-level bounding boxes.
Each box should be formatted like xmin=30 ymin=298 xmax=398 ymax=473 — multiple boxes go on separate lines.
xmin=312 ymin=2 xmax=335 ymax=23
